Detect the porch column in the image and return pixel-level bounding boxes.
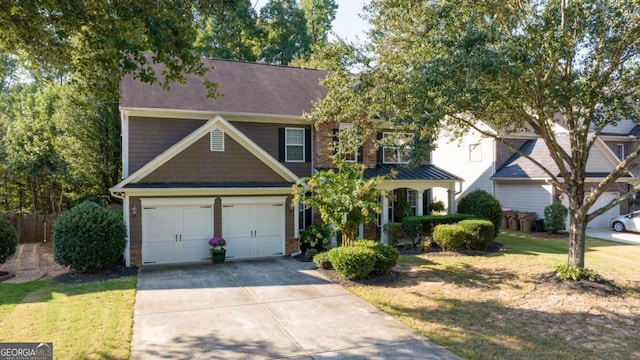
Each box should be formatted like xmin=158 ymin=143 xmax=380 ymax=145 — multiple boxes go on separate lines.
xmin=416 ymin=190 xmax=424 ymax=216
xmin=380 ymin=196 xmax=389 ymax=244
xmin=293 ymin=201 xmax=300 ymax=237
xmin=448 ymin=185 xmax=456 ymax=214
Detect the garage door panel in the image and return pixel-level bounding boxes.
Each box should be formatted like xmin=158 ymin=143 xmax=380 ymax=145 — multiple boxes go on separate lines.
xmin=222 ymin=205 xmax=254 ymax=259
xmin=256 ymin=205 xmax=284 ymax=256
xmin=180 ymin=206 xmax=214 ymax=262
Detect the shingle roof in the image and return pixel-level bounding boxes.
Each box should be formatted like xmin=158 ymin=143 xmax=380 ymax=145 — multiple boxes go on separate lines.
xmin=124 ymin=182 xmax=293 ymax=188
xmin=120 ymin=57 xmax=328 ymax=116
xmin=315 ymin=164 xmax=461 ymax=181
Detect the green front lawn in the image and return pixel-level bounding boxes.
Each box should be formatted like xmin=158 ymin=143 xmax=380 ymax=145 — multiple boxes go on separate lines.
xmin=0 ymin=276 xmax=136 ymax=359
xmin=350 ymin=233 xmax=640 ymax=359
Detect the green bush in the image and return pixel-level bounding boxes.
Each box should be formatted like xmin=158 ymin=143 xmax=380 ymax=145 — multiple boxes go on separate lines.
xmin=312 ymin=251 xmax=332 ymax=269
xmin=382 ymin=222 xmax=405 ymax=246
xmin=544 ymin=203 xmax=568 ymax=233
xmin=305 ymin=248 xmax=318 ymax=259
xmin=0 ymin=218 xmax=18 ymax=265
xmin=554 ymin=264 xmax=602 ymax=281
xmin=457 ymin=219 xmax=495 ymax=250
xmin=328 ymin=246 xmax=376 ymax=280
xmin=427 ymin=200 xmax=446 ymax=213
xmin=432 ymin=224 xmax=467 ymax=251
xmin=402 ymin=213 xmax=477 ymax=238
xmin=53 ymin=202 xmax=127 ymax=272
xmin=355 ymin=239 xmax=400 ymax=275
xmin=457 ymin=189 xmax=503 ymax=237
xmin=300 ymin=222 xmax=332 ymax=249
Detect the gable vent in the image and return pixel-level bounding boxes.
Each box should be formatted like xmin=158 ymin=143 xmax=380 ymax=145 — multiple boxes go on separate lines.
xmin=210 ymin=129 xmax=224 ymax=152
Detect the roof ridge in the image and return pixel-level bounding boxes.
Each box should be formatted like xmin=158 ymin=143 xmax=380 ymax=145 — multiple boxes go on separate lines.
xmin=203 ymin=57 xmax=327 ymax=72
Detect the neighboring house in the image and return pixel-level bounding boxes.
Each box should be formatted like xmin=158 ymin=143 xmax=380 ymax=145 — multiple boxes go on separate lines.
xmin=111 ymin=57 xmax=462 ymax=266
xmin=432 ymin=122 xmax=637 ymax=228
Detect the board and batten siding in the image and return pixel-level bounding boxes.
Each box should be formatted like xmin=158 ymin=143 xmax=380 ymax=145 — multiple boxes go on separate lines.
xmin=494 ymin=182 xmax=553 ymax=218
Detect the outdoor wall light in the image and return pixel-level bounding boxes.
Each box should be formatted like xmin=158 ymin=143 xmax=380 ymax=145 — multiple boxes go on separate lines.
xmin=131 ymin=205 xmax=137 ymax=216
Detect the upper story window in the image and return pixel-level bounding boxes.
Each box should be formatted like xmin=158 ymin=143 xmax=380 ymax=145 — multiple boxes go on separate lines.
xmin=616 ymin=144 xmax=625 ymax=160
xmin=382 ymin=132 xmax=412 ymax=164
xmin=469 ymin=143 xmax=481 ymax=162
xmin=285 ymin=128 xmax=305 ymax=162
xmin=210 ymin=129 xmax=224 ymax=152
xmin=338 ymin=123 xmax=359 ymax=162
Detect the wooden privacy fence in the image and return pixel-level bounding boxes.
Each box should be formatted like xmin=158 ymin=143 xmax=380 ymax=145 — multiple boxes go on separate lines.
xmin=0 ymin=204 xmax=122 ymax=243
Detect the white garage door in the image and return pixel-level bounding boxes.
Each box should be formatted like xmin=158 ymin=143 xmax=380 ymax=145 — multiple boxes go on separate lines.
xmin=222 ymin=196 xmax=286 ymax=260
xmin=141 ymin=198 xmax=214 ymax=265
xmin=495 ymin=182 xmax=552 ymax=218
xmin=587 ymin=192 xmax=620 ymax=228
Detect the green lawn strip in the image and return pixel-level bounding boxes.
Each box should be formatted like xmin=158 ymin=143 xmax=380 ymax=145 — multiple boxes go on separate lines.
xmin=0 ymin=281 xmax=47 ymax=321
xmin=349 ymin=233 xmax=640 ymax=359
xmin=0 ymin=276 xmax=137 ymax=360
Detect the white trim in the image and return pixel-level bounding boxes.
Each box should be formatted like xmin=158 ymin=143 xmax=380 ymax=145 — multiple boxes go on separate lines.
xmin=111 ymin=115 xmax=299 ymax=189
xmin=121 ymin=111 xmax=129 ymax=178
xmin=119 ymin=106 xmax=309 ymax=124
xmin=616 ymin=143 xmax=625 ymax=160
xmin=112 ymin=187 xmax=292 ymax=197
xmin=123 ymin=196 xmax=131 ymax=266
xmin=221 ymin=196 xmax=287 ymax=206
xmin=141 ymin=197 xmax=216 ymax=207
xmin=593 ymin=136 xmax=625 ymax=170
xmin=210 ymin=129 xmax=225 ymax=151
xmin=285 ymin=127 xmax=305 ymax=162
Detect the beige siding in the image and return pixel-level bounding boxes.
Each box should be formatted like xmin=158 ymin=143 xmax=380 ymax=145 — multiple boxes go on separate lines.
xmin=495 ymin=182 xmax=552 ymax=217
xmin=586 ymin=146 xmax=616 ymax=173
xmin=140 ymin=134 xmax=286 ymax=183
xmin=129 ymin=117 xmax=206 ymax=173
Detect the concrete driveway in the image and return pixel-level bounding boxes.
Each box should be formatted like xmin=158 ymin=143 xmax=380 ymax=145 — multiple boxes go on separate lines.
xmin=587 ymin=227 xmax=640 ymax=245
xmin=131 ymin=258 xmax=460 ymax=359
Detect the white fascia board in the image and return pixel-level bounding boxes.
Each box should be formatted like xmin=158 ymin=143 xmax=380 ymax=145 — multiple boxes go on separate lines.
xmin=140 ymin=197 xmax=216 ymax=207
xmin=119 ymin=106 xmax=310 ymax=124
xmin=221 ymin=196 xmax=288 ymax=206
xmin=377 ymin=179 xmax=460 ymax=191
xmin=110 ymin=187 xmax=293 ymax=197
xmin=114 ymin=115 xmax=299 ymax=188
xmin=593 ymin=137 xmax=625 ymax=169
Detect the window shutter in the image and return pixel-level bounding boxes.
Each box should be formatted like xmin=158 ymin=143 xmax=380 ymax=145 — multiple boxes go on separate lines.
xmin=278 ymin=128 xmax=285 ymax=162
xmin=332 ymin=129 xmax=339 ymax=156
xmin=305 ymin=128 xmax=311 ymax=162
xmin=376 ymin=132 xmax=383 ymax=163
xmin=358 ymin=146 xmax=364 ymax=163
xmin=210 ymin=129 xmax=224 ymax=152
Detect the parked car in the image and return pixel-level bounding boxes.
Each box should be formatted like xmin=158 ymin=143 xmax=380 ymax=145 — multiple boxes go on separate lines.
xmin=610 ymin=210 xmax=640 ymax=232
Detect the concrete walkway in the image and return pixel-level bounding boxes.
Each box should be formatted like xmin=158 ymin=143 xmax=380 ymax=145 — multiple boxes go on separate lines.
xmin=0 ymin=243 xmax=68 ymax=283
xmin=586 ymin=227 xmax=640 ymax=245
xmin=132 ymin=258 xmax=460 ymax=360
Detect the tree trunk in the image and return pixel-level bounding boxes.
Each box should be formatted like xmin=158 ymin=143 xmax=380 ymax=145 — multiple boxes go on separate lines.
xmin=567 ymin=206 xmax=587 ymax=268
xmin=342 ymin=230 xmax=355 ymax=247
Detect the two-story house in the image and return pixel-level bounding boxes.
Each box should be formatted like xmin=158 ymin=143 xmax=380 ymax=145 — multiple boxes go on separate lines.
xmin=111 ymin=57 xmax=462 ymax=266
xmin=431 ymin=121 xmax=637 ymax=228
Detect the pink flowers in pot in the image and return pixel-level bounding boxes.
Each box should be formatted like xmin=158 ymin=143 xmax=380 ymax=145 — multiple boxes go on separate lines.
xmin=209 ymin=236 xmax=226 ymax=248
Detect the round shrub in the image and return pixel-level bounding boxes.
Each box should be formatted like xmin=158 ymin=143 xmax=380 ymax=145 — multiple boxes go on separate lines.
xmin=53 ymin=202 xmax=127 ymax=272
xmin=312 ymin=251 xmax=332 ymax=269
xmin=544 ymin=203 xmax=568 ymax=233
xmin=328 ymin=246 xmax=376 ymax=280
xmin=432 ymin=224 xmax=467 ymax=251
xmin=457 ymin=189 xmax=503 ymax=237
xmin=355 ymin=240 xmax=400 ymax=275
xmin=0 ymin=218 xmax=18 ymax=265
xmin=300 ymin=222 xmax=332 ymax=250
xmin=457 ymin=219 xmax=495 ymax=250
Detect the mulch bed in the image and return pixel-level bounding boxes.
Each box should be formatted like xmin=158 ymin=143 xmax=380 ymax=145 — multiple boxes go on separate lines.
xmin=316 ymin=267 xmax=400 ymax=288
xmin=53 ymin=265 xmax=139 ymax=284
xmin=534 ymin=272 xmax=623 ymax=297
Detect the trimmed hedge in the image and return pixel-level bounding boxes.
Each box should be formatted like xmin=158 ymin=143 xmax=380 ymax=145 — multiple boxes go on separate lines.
xmin=53 ymin=202 xmax=127 ymax=272
xmin=328 ymin=246 xmax=376 ymax=280
xmin=402 ymin=213 xmax=477 ymax=238
xmin=544 ymin=203 xmax=568 ymax=233
xmin=432 ymin=224 xmax=467 ymax=251
xmin=355 ymin=240 xmax=400 ymax=275
xmin=382 ymin=222 xmax=405 ymax=246
xmin=0 ymin=218 xmax=18 ymax=265
xmin=457 ymin=219 xmax=495 ymax=250
xmin=312 ymin=251 xmax=332 ymax=269
xmin=457 ymin=189 xmax=503 ymax=237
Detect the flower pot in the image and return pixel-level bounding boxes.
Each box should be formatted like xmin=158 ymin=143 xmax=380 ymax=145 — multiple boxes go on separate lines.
xmin=211 ymin=248 xmax=226 ymax=264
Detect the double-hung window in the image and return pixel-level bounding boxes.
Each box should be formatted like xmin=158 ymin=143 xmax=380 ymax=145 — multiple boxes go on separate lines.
xmin=382 ymin=132 xmax=412 ymax=164
xmin=616 ymin=144 xmax=625 ymax=160
xmin=339 ymin=123 xmax=358 ymax=162
xmin=285 ymin=128 xmax=305 ymax=162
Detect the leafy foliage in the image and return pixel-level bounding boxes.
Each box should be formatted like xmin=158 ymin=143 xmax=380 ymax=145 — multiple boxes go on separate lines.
xmin=432 ymin=224 xmax=467 ymax=251
xmin=299 ymin=222 xmax=332 ymax=249
xmin=457 ymin=219 xmax=495 ymax=251
xmin=544 ymin=203 xmax=569 ymax=234
xmin=402 ymin=214 xmax=477 ymax=238
xmin=328 ymin=246 xmax=376 ymax=280
xmin=257 ymin=0 xmax=311 ymax=64
xmin=355 ymin=240 xmax=400 ymax=275
xmin=312 ymin=251 xmax=332 ymax=269
xmin=0 ymin=218 xmax=17 ymax=265
xmin=293 ymin=162 xmax=386 ymax=247
xmin=53 ymin=202 xmax=126 ymax=272
xmin=382 ymin=222 xmax=405 ymax=246
xmin=427 ymin=201 xmax=446 ymax=213
xmin=554 ymin=264 xmax=602 ymax=282
xmin=457 ymin=190 xmax=503 ymax=237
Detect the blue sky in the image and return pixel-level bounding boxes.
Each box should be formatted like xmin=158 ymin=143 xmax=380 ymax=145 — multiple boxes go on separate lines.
xmin=252 ymin=0 xmax=371 ymax=42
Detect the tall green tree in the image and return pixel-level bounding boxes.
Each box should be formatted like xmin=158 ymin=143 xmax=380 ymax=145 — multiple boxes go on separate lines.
xmin=194 ymin=0 xmax=260 ymax=61
xmin=300 ymin=0 xmax=338 ymax=46
xmin=257 ymin=0 xmax=312 ymax=64
xmin=293 ymin=162 xmax=386 ymax=247
xmin=313 ymin=0 xmax=640 ymax=269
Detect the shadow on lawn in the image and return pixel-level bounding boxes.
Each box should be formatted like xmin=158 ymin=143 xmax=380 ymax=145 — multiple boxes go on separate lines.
xmin=385 ymin=298 xmax=639 ymax=359
xmin=399 ymin=262 xmax=520 ymax=291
